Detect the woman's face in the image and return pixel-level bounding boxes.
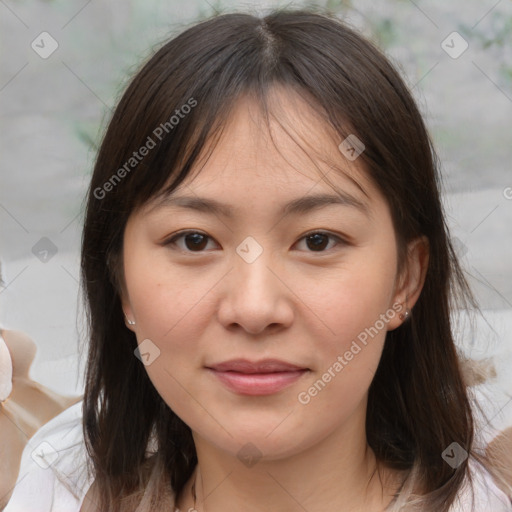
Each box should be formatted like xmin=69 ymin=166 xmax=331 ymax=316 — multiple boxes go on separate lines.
xmin=121 ymin=91 xmax=420 ymax=462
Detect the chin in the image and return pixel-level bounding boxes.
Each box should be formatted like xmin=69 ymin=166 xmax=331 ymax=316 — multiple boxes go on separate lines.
xmin=195 ymin=423 xmax=308 ymax=463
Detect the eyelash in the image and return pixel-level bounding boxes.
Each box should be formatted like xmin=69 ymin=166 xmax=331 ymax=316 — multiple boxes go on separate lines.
xmin=163 ymin=230 xmax=347 ymax=254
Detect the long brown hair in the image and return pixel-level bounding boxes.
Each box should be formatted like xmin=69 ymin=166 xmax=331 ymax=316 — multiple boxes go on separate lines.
xmin=80 ymin=7 xmax=496 ymax=510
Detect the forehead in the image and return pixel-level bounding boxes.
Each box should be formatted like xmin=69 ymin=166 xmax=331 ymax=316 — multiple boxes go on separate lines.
xmin=194 ymin=89 xmax=367 ymax=186
xmin=146 ymin=88 xmax=383 ymax=218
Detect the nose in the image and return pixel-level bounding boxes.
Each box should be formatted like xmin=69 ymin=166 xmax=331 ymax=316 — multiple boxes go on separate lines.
xmin=216 ymin=248 xmax=294 ymax=336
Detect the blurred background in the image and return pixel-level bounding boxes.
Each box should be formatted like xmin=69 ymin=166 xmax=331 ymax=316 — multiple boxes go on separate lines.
xmin=1 ymin=0 xmax=511 ymax=439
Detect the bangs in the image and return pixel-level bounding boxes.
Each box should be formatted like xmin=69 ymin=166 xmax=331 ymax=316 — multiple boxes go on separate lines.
xmin=144 ymin=84 xmax=371 ymax=219
xmin=90 ymin=9 xmax=411 ymax=227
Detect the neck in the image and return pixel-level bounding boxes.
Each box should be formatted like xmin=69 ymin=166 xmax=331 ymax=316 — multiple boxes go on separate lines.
xmin=184 ymin=414 xmax=402 ymax=512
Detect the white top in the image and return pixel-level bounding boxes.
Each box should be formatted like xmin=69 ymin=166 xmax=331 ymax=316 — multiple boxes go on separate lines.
xmin=4 ymin=401 xmax=92 ymax=511
xmin=5 ymin=400 xmax=512 ymax=511
xmin=0 ymin=331 xmax=13 ymax=402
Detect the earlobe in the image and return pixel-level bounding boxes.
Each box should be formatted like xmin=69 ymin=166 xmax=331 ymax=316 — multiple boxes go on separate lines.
xmin=121 ymin=296 xmax=136 ymax=330
xmin=387 ymin=235 xmax=430 ymax=331
xmin=123 ymin=311 xmax=137 ymax=331
xmin=125 ymin=315 xmax=136 ymax=326
xmin=398 ymin=309 xmax=410 ymax=321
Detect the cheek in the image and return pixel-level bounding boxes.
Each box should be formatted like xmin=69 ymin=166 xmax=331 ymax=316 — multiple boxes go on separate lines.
xmin=125 ymin=249 xmax=216 ymax=340
xmin=123 ymin=250 xmax=219 ymax=403
xmin=124 ymin=259 xmax=210 ymax=422
xmin=316 ymin=250 xmax=397 ymax=348
xmin=301 ymin=246 xmax=397 ymax=413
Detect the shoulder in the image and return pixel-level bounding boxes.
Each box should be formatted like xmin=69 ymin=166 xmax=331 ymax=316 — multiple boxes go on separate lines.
xmin=0 ymin=330 xmax=13 ymax=401
xmin=449 ymin=458 xmax=512 ymax=512
xmin=3 ymin=399 xmax=93 ymax=512
xmin=1 ymin=329 xmax=36 ymax=378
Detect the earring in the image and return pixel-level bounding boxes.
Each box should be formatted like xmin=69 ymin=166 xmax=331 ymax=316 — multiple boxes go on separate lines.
xmin=124 ymin=313 xmax=136 ymax=326
xmin=399 ymin=309 xmax=410 ymax=321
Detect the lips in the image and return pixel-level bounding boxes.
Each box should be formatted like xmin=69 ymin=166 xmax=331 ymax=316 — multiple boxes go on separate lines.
xmin=206 ymin=359 xmax=309 ymax=395
xmin=206 ymin=358 xmax=308 ymax=373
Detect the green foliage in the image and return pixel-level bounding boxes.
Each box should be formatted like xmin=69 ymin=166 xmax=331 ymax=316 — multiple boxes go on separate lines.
xmin=372 ymin=18 xmax=397 ymax=48
xmin=460 ymin=11 xmax=512 ymax=85
xmin=197 ymin=0 xmax=228 ymax=20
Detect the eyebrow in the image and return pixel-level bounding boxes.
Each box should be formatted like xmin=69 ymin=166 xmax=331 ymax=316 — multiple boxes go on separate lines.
xmin=150 ymin=191 xmax=371 ymax=219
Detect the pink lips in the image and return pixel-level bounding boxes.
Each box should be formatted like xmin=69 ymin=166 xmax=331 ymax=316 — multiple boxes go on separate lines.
xmin=206 ymin=359 xmax=309 ymax=396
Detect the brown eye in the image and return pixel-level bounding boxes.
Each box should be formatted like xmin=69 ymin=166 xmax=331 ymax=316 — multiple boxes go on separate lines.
xmin=296 ymin=231 xmax=345 ymax=253
xmin=305 ymin=233 xmax=330 ymax=251
xmin=165 ymin=231 xmax=216 ymax=252
xmin=183 ymin=233 xmax=209 ymax=251
xmin=165 ymin=230 xmax=346 ymax=254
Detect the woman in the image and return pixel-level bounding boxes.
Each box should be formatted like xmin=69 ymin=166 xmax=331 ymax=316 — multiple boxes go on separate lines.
xmin=5 ymin=7 xmax=512 ymax=511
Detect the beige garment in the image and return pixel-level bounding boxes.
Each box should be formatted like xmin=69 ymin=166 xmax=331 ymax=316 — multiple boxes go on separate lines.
xmin=0 ymin=333 xmax=12 ymax=401
xmin=487 ymin=426 xmax=512 ymax=499
xmin=0 ymin=329 xmax=80 ymax=510
xmin=461 ymin=357 xmax=512 ymax=500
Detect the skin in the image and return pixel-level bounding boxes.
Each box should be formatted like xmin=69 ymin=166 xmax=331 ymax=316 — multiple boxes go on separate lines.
xmin=111 ymin=88 xmax=430 ymax=511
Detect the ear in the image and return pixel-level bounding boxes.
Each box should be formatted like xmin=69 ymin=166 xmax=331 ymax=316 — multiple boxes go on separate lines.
xmin=120 ymin=292 xmax=137 ymax=332
xmin=387 ymin=235 xmax=429 ymax=331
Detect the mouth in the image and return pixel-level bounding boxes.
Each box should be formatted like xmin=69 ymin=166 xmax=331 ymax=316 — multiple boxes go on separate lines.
xmin=205 ymin=359 xmax=310 ymax=396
